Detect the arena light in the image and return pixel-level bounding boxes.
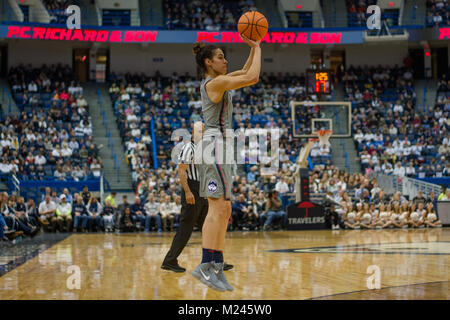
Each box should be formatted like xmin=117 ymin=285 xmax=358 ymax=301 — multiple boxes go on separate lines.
xmin=297 ymin=4 xmax=302 ymax=9
xmin=389 ymin=1 xmax=393 ymax=7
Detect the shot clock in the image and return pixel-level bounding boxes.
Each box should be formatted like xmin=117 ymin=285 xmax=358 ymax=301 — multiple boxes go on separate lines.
xmin=306 ymin=69 xmax=331 ymax=95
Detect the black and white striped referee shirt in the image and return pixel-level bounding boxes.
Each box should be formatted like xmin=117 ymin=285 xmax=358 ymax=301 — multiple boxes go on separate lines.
xmin=178 ymin=141 xmax=199 ymax=181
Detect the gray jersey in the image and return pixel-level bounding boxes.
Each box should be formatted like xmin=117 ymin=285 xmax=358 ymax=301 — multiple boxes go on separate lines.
xmin=198 ymin=77 xmax=234 ymax=200
xmin=200 ymin=77 xmax=233 ymax=137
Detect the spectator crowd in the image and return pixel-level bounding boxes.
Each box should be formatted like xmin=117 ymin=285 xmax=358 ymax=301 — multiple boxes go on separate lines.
xmin=3 ymin=166 xmax=449 ymax=243
xmin=344 ymin=65 xmax=449 ymax=178
xmin=426 ymin=0 xmax=450 ymax=27
xmin=43 ymin=0 xmax=78 ymax=25
xmin=21 ymin=0 xmax=450 ymax=30
xmin=163 ymin=0 xmax=257 ymax=30
xmin=346 ymin=0 xmax=378 ymax=27
xmin=5 ymin=64 xmax=103 ymax=182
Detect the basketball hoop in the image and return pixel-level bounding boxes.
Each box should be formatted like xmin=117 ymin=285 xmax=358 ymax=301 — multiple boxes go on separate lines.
xmin=313 ymin=129 xmax=332 ymax=147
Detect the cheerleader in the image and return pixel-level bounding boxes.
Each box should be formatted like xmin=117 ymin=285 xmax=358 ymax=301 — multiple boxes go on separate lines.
xmin=399 ymin=201 xmax=410 ymax=229
xmin=409 ymin=203 xmax=424 ymax=228
xmin=423 ymin=202 xmax=442 ymax=228
xmin=344 ymin=204 xmax=360 ymax=229
xmin=370 ymin=203 xmax=378 ymax=225
xmin=360 ymin=202 xmax=374 ymax=229
xmin=375 ymin=202 xmax=392 ymax=228
xmin=390 ymin=201 xmax=403 ymax=228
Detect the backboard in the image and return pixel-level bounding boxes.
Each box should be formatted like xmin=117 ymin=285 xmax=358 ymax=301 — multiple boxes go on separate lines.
xmin=291 ymin=101 xmax=352 ymax=138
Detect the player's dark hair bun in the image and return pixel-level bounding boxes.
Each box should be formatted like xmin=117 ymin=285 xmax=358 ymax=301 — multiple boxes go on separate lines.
xmin=193 ymin=42 xmax=219 ymax=75
xmin=192 ymin=42 xmax=205 ymax=56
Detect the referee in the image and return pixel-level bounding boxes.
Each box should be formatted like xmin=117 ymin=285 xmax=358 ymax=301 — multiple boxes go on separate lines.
xmin=161 ymin=122 xmax=233 ymax=273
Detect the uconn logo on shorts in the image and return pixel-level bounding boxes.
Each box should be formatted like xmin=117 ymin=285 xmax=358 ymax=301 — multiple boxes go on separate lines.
xmin=207 ymin=179 xmax=218 ymax=194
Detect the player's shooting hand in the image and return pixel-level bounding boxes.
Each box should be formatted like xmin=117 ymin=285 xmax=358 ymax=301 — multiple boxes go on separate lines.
xmin=186 ymin=191 xmax=195 ymax=205
xmin=240 ymin=34 xmax=260 ymax=48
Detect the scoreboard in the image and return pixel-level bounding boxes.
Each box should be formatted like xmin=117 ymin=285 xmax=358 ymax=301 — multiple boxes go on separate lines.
xmin=306 ymin=69 xmax=331 ymax=95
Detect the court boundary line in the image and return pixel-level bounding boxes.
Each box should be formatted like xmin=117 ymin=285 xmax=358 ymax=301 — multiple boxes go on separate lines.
xmin=0 ymin=234 xmax=72 ymax=278
xmin=267 ymin=241 xmax=450 ymax=255
xmin=308 ymin=280 xmax=450 ymax=300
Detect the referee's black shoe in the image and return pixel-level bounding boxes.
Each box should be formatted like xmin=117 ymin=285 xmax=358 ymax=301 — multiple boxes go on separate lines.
xmin=161 ymin=261 xmax=186 ymax=273
xmin=223 ymin=262 xmax=234 ymax=271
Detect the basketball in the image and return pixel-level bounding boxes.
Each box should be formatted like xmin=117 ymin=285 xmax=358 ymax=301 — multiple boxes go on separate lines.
xmin=237 ymin=11 xmax=268 ymax=41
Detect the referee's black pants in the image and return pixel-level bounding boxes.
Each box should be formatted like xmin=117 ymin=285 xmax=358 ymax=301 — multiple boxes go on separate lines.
xmin=163 ymin=179 xmax=208 ymax=265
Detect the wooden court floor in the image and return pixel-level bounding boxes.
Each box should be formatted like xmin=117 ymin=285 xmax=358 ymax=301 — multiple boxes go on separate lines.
xmin=0 ymin=228 xmax=449 ymax=300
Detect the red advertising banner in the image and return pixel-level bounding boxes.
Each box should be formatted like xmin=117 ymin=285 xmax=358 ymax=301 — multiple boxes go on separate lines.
xmin=2 ymin=25 xmax=362 ymax=44
xmin=196 ymin=31 xmax=342 ymax=44
xmin=7 ymin=26 xmax=158 ymax=42
xmin=438 ymin=27 xmax=450 ymax=40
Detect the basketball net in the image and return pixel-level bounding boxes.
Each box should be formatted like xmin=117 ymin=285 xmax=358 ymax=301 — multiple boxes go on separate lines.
xmin=311 ymin=129 xmax=332 ymax=147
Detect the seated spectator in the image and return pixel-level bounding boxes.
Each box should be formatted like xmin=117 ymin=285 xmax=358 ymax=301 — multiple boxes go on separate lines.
xmin=231 ymin=193 xmax=248 ymax=231
xmin=76 ymin=95 xmax=88 ymax=108
xmin=116 ymin=195 xmax=130 ymax=230
xmin=423 ymin=202 xmax=442 ymax=228
xmin=14 ymin=196 xmax=39 ymax=236
xmin=25 ymin=198 xmax=40 ymax=225
xmin=90 ymin=159 xmax=102 ymax=178
xmin=130 ymin=196 xmax=145 ymax=231
xmin=393 ymin=162 xmax=406 ymax=177
xmin=441 ymin=189 xmax=450 ymax=200
xmin=326 ymin=204 xmax=342 ymax=230
xmin=412 ymin=190 xmax=427 ymax=206
xmin=263 ymin=190 xmax=287 ymax=231
xmin=101 ymin=199 xmax=115 ymax=232
xmin=38 ymin=195 xmax=57 ymax=231
xmin=105 ymin=192 xmax=117 ymax=208
xmin=240 ymin=206 xmax=259 ymax=231
xmin=159 ymin=195 xmax=175 ymax=231
xmin=87 ymin=196 xmax=102 ymax=232
xmin=173 ymin=196 xmax=182 ymax=228
xmin=72 ymin=194 xmax=89 ymax=232
xmin=120 ymin=207 xmax=136 ymax=232
xmin=144 ymin=194 xmax=162 ymax=233
xmin=80 ymin=185 xmax=93 ymax=206
xmin=55 ymin=194 xmax=72 ymax=232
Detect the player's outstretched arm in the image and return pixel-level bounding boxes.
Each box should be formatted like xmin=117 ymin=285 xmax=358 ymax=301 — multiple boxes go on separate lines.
xmin=227 ymin=35 xmax=259 ymax=77
xmin=227 ymin=48 xmax=254 ymax=77
xmin=208 ymin=40 xmax=261 ymax=99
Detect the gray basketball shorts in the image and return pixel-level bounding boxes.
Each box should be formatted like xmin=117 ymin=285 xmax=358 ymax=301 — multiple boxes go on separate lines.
xmin=197 ymin=136 xmax=233 ymax=201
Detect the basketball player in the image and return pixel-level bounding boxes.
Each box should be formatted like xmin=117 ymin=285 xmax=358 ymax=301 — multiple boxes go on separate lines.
xmin=161 ymin=122 xmax=233 ymax=272
xmin=191 ymin=35 xmax=261 ymax=292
